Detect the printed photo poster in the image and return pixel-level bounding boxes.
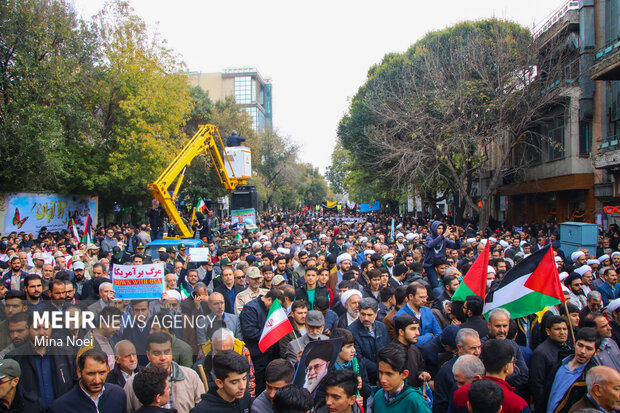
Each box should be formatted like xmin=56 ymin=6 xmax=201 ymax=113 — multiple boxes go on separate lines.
xmin=231 ymin=208 xmax=257 ymax=225
xmin=293 ymin=338 xmax=343 ymax=395
xmin=3 ymin=193 xmax=97 ymax=235
xmin=112 ymin=263 xmax=165 ymax=300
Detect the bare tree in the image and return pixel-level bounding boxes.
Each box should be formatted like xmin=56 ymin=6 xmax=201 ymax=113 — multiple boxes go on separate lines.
xmin=349 ymin=19 xmax=574 ymax=229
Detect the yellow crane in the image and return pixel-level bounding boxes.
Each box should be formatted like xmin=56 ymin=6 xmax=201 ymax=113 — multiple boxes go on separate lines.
xmin=148 ymin=124 xmax=248 ymax=239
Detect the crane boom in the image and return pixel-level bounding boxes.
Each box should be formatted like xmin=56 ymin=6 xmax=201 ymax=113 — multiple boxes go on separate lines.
xmin=148 ymin=124 xmax=247 ymax=239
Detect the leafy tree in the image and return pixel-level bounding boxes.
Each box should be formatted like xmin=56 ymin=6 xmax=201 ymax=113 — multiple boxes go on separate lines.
xmin=0 ymin=0 xmax=99 ymax=193
xmin=84 ymin=0 xmax=191 ymax=212
xmin=254 ymin=130 xmax=298 ymax=209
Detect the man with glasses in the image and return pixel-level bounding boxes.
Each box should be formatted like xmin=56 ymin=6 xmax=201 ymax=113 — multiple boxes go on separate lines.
xmin=564 ymin=272 xmax=587 ymax=310
xmin=0 ymin=358 xmax=47 ymax=412
xmin=215 ymin=267 xmax=244 ymax=315
xmin=101 ymin=228 xmax=117 ymax=254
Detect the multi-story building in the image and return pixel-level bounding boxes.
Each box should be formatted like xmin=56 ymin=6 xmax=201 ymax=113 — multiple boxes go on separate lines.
xmin=187 ymin=68 xmax=272 ymax=134
xmin=493 ymin=0 xmax=598 ymax=225
xmin=591 ymin=0 xmax=620 ymax=225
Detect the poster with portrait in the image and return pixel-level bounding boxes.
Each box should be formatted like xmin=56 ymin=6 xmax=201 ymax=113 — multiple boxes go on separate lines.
xmin=292 ymin=338 xmax=342 ymax=395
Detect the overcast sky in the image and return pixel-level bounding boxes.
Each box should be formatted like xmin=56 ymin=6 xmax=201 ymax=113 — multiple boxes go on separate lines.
xmin=72 ymin=0 xmax=564 ymax=173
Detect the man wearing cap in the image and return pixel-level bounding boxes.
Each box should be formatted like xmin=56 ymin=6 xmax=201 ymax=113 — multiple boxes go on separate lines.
xmin=285 ymin=310 xmax=329 ymax=366
xmin=132 ymin=241 xmax=152 ymax=264
xmin=0 ymin=358 xmax=46 ymax=412
xmin=176 ymin=244 xmax=188 ymax=265
xmin=30 ymin=253 xmax=45 ymax=277
xmin=330 ymin=235 xmax=347 ymax=257
xmin=235 ymin=267 xmax=269 ymax=315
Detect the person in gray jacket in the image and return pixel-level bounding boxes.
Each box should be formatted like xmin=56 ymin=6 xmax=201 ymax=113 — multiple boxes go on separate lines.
xmin=285 ymin=310 xmax=329 ymax=366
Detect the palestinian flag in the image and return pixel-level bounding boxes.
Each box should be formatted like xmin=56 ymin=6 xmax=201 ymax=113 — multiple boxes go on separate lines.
xmin=483 ymin=244 xmax=565 ymax=319
xmin=196 ymin=198 xmax=207 ymax=213
xmin=452 ymin=242 xmax=490 ymax=301
xmin=81 ymin=215 xmax=93 ymax=246
xmin=259 ymin=299 xmax=293 ymax=353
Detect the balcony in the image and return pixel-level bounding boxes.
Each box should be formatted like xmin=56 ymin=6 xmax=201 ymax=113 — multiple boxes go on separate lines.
xmin=593 ymin=134 xmax=620 ymax=169
xmin=591 ymin=39 xmax=620 ymax=81
xmin=532 ymin=1 xmax=580 ymax=41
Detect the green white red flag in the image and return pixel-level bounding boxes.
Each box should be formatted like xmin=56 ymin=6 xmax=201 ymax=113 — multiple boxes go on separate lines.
xmin=483 ymin=244 xmax=565 ymax=319
xmin=196 ymin=198 xmax=207 ymax=213
xmin=452 ymin=242 xmax=490 ymax=301
xmin=259 ymin=299 xmax=293 ymax=353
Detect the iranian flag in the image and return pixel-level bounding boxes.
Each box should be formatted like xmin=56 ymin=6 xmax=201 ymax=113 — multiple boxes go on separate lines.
xmin=196 ymin=198 xmax=207 ymax=213
xmin=483 ymin=244 xmax=565 ymax=319
xmin=69 ymin=219 xmax=80 ymax=243
xmin=259 ymin=299 xmax=293 ymax=353
xmin=452 ymin=242 xmax=490 ymax=301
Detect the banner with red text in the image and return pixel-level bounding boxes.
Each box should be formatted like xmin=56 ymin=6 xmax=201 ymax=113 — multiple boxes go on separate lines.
xmin=111 ymin=263 xmax=165 ymax=300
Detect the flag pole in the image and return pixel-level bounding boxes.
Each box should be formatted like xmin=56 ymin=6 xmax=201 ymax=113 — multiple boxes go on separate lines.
xmin=563 ymin=301 xmax=576 ymax=345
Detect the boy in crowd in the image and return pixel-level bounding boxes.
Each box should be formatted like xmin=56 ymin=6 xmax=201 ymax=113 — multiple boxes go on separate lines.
xmin=373 ymin=344 xmax=430 ymax=413
xmin=190 ymin=350 xmax=252 ymax=413
xmin=316 ymin=370 xmax=362 ymax=413
xmin=252 ymin=359 xmax=295 ymax=413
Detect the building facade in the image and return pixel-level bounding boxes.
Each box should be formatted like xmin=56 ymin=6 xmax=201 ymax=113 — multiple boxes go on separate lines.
xmin=187 ymin=68 xmax=272 ymax=134
xmin=591 ymin=0 xmax=620 ymax=226
xmin=491 ymin=1 xmax=600 ymax=225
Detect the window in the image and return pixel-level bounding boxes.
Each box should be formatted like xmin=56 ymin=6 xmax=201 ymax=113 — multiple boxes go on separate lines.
xmin=606 ymin=0 xmax=619 ymax=47
xmin=545 ymin=117 xmax=565 ymax=161
xmin=607 ymin=81 xmax=620 ymax=139
xmin=234 ymin=77 xmax=253 ymax=104
xmin=579 ymin=121 xmax=591 ymax=156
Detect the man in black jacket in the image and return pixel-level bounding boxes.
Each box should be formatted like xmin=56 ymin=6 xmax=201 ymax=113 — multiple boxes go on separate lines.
xmin=106 ymin=340 xmax=142 ymax=388
xmin=48 ymin=349 xmax=126 ymax=413
xmin=528 ymin=315 xmax=572 ymax=413
xmin=239 ymin=289 xmax=284 ymax=395
xmin=6 ymin=311 xmax=76 ymax=405
xmin=0 ymin=358 xmax=46 ymax=413
xmin=190 ymin=350 xmax=252 ymax=413
xmin=459 ymin=295 xmax=489 ymax=338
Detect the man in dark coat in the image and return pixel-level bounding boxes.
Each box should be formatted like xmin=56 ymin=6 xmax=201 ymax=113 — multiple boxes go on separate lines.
xmin=459 ymin=295 xmax=489 ymax=338
xmin=48 ymin=349 xmax=126 ymax=413
xmin=347 ymin=298 xmax=390 ymax=384
xmin=0 ymin=358 xmax=47 ymax=413
xmin=528 ymin=316 xmax=572 ymax=413
xmin=239 ymin=289 xmax=284 ymax=395
xmin=6 ymin=316 xmax=76 ymax=405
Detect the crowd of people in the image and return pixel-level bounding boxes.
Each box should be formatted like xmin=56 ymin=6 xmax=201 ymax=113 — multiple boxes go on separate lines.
xmin=0 ymin=210 xmax=619 ymax=413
